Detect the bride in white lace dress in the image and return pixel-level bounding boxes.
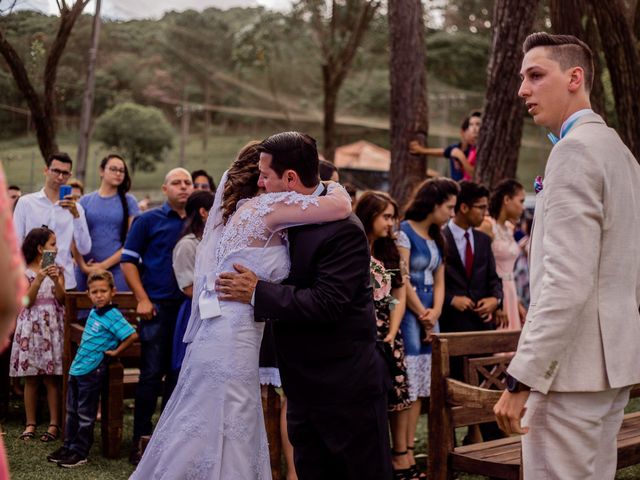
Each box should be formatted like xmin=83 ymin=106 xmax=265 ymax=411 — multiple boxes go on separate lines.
xmin=130 ymin=144 xmax=352 ymax=480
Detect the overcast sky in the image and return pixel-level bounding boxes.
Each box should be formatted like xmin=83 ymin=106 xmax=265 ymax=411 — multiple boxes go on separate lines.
xmin=10 ymin=0 xmax=293 ymax=19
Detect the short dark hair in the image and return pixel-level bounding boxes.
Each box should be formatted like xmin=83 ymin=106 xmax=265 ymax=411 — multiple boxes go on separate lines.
xmin=523 ymin=32 xmax=594 ymax=92
xmin=8 ymin=185 xmax=20 ymax=191
xmin=489 ymin=179 xmax=524 ymax=219
xmin=318 ymin=159 xmax=338 ymax=181
xmin=191 ymin=169 xmax=216 ymax=192
xmin=87 ymin=269 xmax=115 ymax=290
xmin=46 ymin=152 xmax=73 ymax=168
xmin=257 ymin=132 xmax=320 ymax=188
xmin=455 ymin=181 xmax=490 ymax=213
xmin=461 ymin=110 xmax=482 ymax=131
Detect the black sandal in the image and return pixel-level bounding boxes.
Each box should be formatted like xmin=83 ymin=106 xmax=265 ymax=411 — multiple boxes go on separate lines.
xmin=19 ymin=424 xmax=37 ymax=440
xmin=407 ymin=446 xmax=427 ymax=479
xmin=40 ymin=424 xmax=60 ymax=442
xmin=392 ymin=450 xmax=419 ymax=480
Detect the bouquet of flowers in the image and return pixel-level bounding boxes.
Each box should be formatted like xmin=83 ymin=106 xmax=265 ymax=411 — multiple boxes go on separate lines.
xmin=370 ymin=258 xmax=399 ymax=310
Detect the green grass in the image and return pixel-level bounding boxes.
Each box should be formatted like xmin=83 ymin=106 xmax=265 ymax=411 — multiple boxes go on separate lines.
xmin=0 ymin=130 xmax=257 ymax=200
xmin=4 ymin=397 xmax=640 ymax=479
xmin=3 ymin=398 xmax=137 ymax=480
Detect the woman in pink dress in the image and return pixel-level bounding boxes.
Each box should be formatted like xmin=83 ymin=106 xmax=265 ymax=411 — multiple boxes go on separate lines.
xmin=480 ymin=179 xmax=526 ymax=330
xmin=0 ymin=164 xmax=28 ymax=480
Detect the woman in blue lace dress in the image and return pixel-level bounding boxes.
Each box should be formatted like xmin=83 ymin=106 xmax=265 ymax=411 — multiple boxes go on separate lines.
xmin=74 ymin=155 xmax=139 ymax=291
xmin=396 ymin=178 xmax=459 ymax=477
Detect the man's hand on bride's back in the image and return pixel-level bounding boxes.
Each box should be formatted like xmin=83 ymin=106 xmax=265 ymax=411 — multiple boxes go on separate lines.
xmin=216 ymin=264 xmax=258 ymax=304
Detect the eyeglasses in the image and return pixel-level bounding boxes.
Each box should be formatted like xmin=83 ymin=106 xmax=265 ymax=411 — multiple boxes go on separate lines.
xmin=471 ymin=204 xmax=488 ymax=211
xmin=107 ymin=166 xmax=126 ymax=175
xmin=49 ymin=168 xmax=71 ymax=178
xmin=194 ymin=183 xmax=210 ymax=189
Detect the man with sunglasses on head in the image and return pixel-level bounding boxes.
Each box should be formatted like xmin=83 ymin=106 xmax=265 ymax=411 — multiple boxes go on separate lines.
xmin=13 ymin=152 xmax=91 ymax=291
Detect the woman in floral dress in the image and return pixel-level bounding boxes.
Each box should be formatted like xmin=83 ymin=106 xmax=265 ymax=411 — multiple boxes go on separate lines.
xmin=355 ymin=191 xmax=416 ymax=480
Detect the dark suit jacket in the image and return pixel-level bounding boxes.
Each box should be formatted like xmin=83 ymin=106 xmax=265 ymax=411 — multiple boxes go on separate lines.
xmin=254 ymin=211 xmax=390 ymax=406
xmin=440 ymin=226 xmax=503 ymax=333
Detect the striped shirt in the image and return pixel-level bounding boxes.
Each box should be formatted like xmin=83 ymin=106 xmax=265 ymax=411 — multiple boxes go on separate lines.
xmin=69 ymin=305 xmax=136 ymax=376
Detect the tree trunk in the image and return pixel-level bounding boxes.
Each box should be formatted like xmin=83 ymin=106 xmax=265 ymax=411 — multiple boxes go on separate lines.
xmin=322 ymin=66 xmax=339 ymax=162
xmin=305 ymin=0 xmax=378 ymax=161
xmin=590 ymin=0 xmax=640 ymax=161
xmin=0 ymin=0 xmax=88 ymax=161
xmin=202 ymin=82 xmax=210 ymax=151
xmin=475 ymin=0 xmax=538 ymax=188
xmin=549 ymin=0 xmax=607 ymax=119
xmin=388 ymin=0 xmax=428 ymax=208
xmin=76 ymin=0 xmax=102 ymax=183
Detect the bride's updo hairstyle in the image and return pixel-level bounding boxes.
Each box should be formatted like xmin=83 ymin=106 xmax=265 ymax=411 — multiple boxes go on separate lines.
xmin=222 ymin=140 xmax=261 ymax=224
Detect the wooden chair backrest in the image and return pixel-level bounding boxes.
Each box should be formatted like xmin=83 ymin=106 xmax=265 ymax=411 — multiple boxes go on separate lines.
xmin=431 ymin=331 xmax=521 ymax=428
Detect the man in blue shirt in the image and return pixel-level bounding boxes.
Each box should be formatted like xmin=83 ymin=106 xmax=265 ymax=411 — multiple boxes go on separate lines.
xmin=121 ymin=168 xmax=193 ymax=464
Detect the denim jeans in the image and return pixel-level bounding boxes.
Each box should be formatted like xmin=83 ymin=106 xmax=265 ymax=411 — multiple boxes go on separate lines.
xmin=64 ymin=362 xmax=107 ymax=457
xmin=133 ymin=299 xmax=182 ymax=440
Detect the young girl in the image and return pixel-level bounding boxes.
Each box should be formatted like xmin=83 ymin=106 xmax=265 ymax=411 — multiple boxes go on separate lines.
xmin=10 ymin=227 xmax=66 ymax=442
xmin=355 ymin=191 xmax=414 ymax=480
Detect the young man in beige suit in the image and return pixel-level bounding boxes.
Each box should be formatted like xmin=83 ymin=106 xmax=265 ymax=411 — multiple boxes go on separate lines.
xmin=494 ymin=32 xmax=640 ymax=479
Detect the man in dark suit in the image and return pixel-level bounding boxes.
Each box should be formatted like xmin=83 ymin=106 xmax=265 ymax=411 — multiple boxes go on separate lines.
xmin=217 ymin=132 xmax=392 ymax=480
xmin=441 ymin=181 xmax=503 ymax=336
xmin=441 ymin=181 xmax=503 ymax=443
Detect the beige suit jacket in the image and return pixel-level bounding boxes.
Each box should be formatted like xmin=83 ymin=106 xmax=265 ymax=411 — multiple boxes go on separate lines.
xmin=508 ymin=112 xmax=640 ymax=394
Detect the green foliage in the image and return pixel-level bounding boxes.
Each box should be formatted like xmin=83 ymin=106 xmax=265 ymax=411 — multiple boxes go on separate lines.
xmin=426 ymin=31 xmax=490 ymax=91
xmin=94 ymin=102 xmax=174 ymax=173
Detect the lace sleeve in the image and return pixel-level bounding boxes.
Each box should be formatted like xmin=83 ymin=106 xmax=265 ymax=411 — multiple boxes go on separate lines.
xmin=258 ymin=183 xmax=352 ymax=233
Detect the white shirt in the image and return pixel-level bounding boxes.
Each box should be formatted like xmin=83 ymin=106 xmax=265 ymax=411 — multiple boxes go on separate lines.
xmin=13 ymin=188 xmax=92 ymax=289
xmin=448 ymin=218 xmax=474 ymax=265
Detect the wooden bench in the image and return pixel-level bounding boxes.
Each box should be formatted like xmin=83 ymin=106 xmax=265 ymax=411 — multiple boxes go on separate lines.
xmin=62 ymin=291 xmax=284 ymax=478
xmin=428 ymin=330 xmax=640 ymax=480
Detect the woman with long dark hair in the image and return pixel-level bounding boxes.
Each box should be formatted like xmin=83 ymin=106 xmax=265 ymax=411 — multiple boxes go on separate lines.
xmin=74 ymin=154 xmax=139 ymax=291
xmin=355 ymin=191 xmax=415 ymax=480
xmin=171 ymin=189 xmax=215 ymax=371
xmin=478 ymin=178 xmax=526 ymax=329
xmin=396 ymin=178 xmax=459 ymax=478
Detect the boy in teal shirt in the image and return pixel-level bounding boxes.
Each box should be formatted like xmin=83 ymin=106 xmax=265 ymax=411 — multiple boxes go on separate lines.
xmin=48 ymin=270 xmax=138 ymax=468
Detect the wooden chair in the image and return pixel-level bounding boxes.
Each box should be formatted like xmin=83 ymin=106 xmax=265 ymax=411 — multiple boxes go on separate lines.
xmin=428 ymin=330 xmax=640 ymax=479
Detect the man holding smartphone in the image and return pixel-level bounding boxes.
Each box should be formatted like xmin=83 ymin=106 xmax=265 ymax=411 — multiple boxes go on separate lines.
xmin=13 ymin=152 xmax=91 ymax=290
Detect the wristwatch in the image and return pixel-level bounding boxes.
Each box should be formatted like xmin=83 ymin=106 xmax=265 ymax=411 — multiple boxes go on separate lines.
xmin=506 ymin=374 xmax=530 ymax=393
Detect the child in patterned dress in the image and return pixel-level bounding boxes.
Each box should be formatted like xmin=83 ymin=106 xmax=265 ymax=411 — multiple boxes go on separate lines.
xmin=10 ymin=227 xmax=66 ymax=442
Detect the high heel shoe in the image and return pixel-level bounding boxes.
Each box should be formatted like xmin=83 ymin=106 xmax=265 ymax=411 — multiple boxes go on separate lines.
xmin=407 ymin=446 xmax=427 ymax=479
xmin=391 ymin=450 xmax=419 ymax=480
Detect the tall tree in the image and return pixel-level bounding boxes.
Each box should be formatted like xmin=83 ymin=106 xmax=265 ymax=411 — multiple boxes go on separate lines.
xmin=76 ymin=0 xmax=101 ymax=183
xmin=388 ymin=0 xmax=428 ymax=208
xmin=475 ymin=0 xmax=539 ymax=188
xmin=589 ymin=0 xmax=640 ymax=161
xmin=0 ymin=0 xmax=90 ymax=161
xmin=297 ymin=0 xmax=379 ymax=161
xmin=549 ymin=0 xmax=607 ymax=119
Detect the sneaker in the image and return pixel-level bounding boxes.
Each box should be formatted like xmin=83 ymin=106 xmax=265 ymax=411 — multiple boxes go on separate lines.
xmin=57 ymin=451 xmax=87 ymax=468
xmin=47 ymin=446 xmax=69 ymax=463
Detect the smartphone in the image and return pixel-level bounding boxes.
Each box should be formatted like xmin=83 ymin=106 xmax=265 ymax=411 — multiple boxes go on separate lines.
xmin=41 ymin=250 xmax=57 ymax=269
xmin=59 ymin=185 xmax=72 ymax=201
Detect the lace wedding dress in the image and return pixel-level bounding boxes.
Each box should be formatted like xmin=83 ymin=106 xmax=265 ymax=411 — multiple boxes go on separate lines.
xmin=130 ymin=182 xmax=351 ymax=480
